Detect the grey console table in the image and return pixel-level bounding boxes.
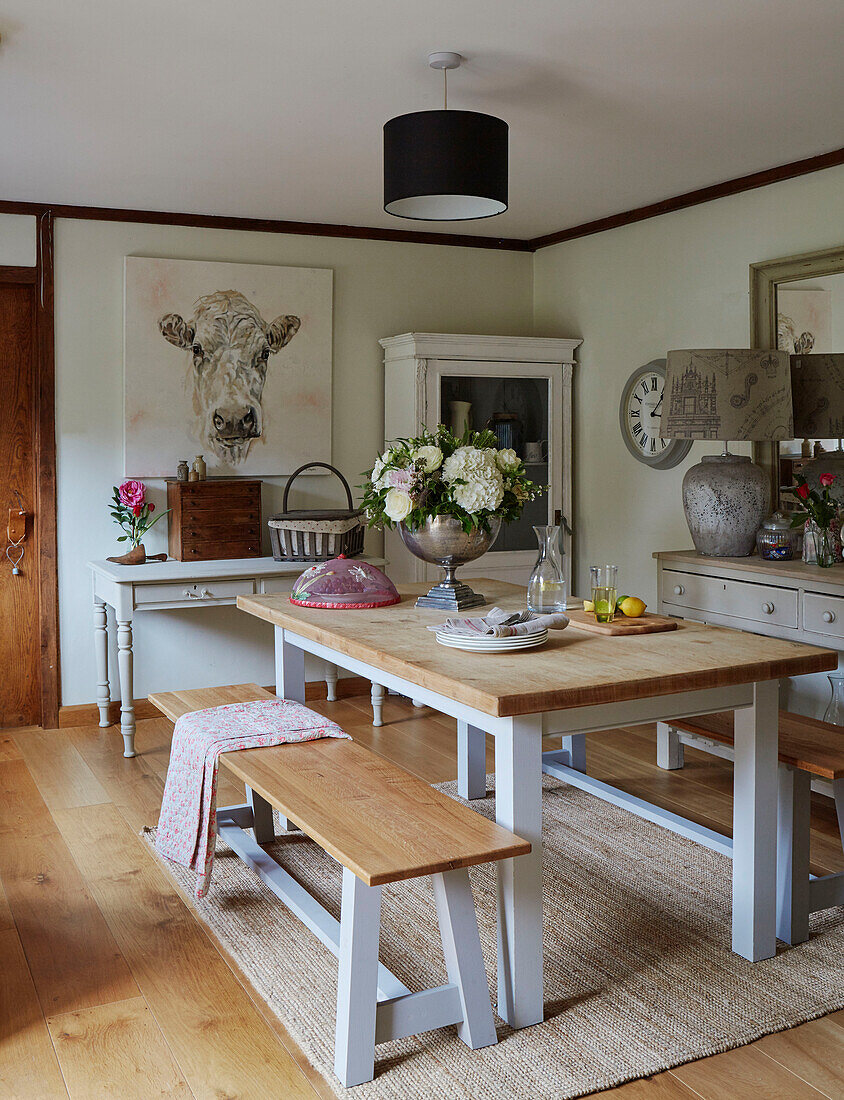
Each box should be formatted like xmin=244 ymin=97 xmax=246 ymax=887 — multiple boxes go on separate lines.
xmin=88 ymin=555 xmax=385 ymax=757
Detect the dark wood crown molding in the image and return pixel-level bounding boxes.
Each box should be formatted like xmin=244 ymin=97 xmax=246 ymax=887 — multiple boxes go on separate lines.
xmin=1 ymin=145 xmax=841 ymax=256
xmin=0 ymin=199 xmax=532 ymax=252
xmin=527 ymin=147 xmax=844 ymax=250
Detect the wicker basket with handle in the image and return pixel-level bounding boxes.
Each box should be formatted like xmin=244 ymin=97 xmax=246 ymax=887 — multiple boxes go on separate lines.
xmin=268 ymin=463 xmax=364 ymax=562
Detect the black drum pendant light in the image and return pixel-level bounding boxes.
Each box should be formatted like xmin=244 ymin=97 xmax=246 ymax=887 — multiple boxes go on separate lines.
xmin=384 ymin=52 xmax=508 ymax=221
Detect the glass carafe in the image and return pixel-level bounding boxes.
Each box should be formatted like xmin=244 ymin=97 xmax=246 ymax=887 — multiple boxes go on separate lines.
xmin=823 ymin=673 xmax=844 ymax=725
xmin=527 ymin=525 xmax=567 ymax=614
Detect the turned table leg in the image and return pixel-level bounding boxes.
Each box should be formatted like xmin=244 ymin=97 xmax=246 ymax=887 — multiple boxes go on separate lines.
xmin=325 ymin=661 xmax=339 ymax=702
xmin=116 ymin=618 xmax=136 ymax=758
xmin=371 ymin=682 xmax=385 ymax=727
xmin=93 ymin=598 xmax=111 ymax=728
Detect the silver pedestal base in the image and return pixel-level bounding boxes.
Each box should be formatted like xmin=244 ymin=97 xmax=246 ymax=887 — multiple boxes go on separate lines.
xmin=415 ymin=580 xmax=486 ymax=611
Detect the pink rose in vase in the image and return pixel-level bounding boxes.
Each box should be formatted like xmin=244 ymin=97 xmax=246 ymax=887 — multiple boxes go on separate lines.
xmin=118 ymin=479 xmax=146 ymax=509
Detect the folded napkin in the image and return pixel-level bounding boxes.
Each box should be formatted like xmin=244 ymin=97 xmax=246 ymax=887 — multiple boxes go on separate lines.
xmin=428 ymin=605 xmax=569 ymax=639
xmin=155 ymin=699 xmax=350 ymax=898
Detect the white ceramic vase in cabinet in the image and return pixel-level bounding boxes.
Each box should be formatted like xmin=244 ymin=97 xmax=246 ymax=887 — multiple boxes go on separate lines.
xmin=379 ymin=332 xmax=581 ymax=588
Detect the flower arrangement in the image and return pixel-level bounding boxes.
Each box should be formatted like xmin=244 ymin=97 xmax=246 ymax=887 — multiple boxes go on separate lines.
xmin=784 ymin=473 xmax=837 ymax=530
xmin=784 ymin=473 xmax=838 ymax=567
xmin=361 ymin=426 xmax=544 ymax=533
xmin=110 ymin=480 xmax=168 ymax=548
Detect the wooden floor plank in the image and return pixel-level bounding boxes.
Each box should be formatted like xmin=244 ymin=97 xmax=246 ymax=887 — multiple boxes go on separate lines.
xmin=0 ymin=927 xmax=68 ymax=1099
xmin=594 ymin=1073 xmax=701 ymax=1097
xmin=13 ymin=726 xmax=109 ymax=813
xmin=53 ymin=801 xmax=319 ymax=1100
xmin=0 ymin=830 xmax=140 ymax=1016
xmin=671 ymin=1044 xmax=830 ymax=1098
xmin=46 ymin=996 xmax=192 ymax=1099
xmin=0 ymin=874 xmax=14 ymax=933
xmin=756 ymin=1018 xmax=844 ymax=1096
xmin=68 ymin=724 xmax=168 ymax=834
xmin=0 ymin=742 xmax=58 ymax=840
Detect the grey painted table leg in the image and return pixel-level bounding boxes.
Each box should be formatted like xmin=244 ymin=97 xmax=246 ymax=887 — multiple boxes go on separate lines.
xmin=273 ymin=626 xmax=303 ymax=830
xmin=656 ymin=722 xmax=684 ymax=769
xmin=116 ymin=618 xmax=135 ymax=757
xmin=93 ymin=597 xmax=111 ymax=728
xmin=732 ymin=680 xmax=779 ymax=961
xmin=457 ymin=721 xmax=487 ymax=800
xmin=494 ymin=713 xmax=544 ymax=1028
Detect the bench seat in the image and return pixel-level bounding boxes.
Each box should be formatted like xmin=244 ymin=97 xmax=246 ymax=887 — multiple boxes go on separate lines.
xmin=150 ymin=684 xmax=529 ymax=885
xmin=151 ymin=683 xmax=530 ymax=1086
xmin=668 ymin=709 xmax=844 ymax=780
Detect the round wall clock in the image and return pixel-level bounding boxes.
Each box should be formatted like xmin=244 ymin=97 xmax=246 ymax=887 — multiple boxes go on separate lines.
xmin=619 ymin=358 xmax=692 ymax=470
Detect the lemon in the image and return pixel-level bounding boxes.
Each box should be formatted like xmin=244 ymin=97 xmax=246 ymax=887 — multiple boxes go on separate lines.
xmin=583 ymin=599 xmax=594 ymax=612
xmin=619 ymin=596 xmax=647 ymax=618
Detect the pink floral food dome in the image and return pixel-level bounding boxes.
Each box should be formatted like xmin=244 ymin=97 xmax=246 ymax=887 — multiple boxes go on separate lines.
xmin=290 ymin=555 xmax=401 ymax=609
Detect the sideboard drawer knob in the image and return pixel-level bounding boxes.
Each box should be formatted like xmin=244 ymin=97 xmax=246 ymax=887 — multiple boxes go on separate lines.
xmin=673 ymin=584 xmax=684 ymax=596
xmin=823 ymin=610 xmax=836 ymax=623
xmin=762 ymin=601 xmax=774 ymax=615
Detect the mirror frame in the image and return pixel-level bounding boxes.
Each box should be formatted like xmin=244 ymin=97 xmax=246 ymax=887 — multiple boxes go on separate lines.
xmin=750 ymin=243 xmax=844 ymax=507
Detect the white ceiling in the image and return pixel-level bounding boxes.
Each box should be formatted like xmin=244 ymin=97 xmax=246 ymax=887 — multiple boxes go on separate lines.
xmin=1 ymin=0 xmax=842 ymax=240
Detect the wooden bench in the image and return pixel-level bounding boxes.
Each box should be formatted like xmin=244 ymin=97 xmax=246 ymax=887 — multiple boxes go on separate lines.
xmin=150 ymin=684 xmax=530 ymax=1087
xmin=656 ymin=711 xmax=844 ymax=945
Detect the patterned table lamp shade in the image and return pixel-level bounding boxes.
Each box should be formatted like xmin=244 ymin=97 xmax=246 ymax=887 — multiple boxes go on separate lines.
xmin=791 ymin=354 xmax=844 ymax=438
xmin=661 ymin=349 xmax=793 ymax=441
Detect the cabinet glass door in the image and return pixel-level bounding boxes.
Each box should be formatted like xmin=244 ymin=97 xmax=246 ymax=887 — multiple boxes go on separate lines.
xmin=440 ymin=373 xmax=551 ymax=552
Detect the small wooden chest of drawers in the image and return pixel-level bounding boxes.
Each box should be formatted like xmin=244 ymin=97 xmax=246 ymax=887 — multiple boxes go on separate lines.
xmin=167 ymin=479 xmax=262 ymax=561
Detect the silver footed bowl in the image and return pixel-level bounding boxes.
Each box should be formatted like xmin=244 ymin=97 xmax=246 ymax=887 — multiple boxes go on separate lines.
xmin=398 ymin=515 xmax=501 ymax=581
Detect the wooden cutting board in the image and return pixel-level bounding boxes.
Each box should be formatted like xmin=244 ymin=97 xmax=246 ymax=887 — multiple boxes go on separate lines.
xmin=566 ymin=609 xmax=679 ymax=636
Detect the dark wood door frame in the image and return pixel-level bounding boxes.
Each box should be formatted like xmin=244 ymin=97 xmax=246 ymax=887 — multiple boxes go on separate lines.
xmin=0 ymin=212 xmax=59 ymax=727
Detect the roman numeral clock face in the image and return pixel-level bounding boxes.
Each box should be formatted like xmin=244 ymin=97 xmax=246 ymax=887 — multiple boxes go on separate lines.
xmin=619 ymin=359 xmax=692 ymax=470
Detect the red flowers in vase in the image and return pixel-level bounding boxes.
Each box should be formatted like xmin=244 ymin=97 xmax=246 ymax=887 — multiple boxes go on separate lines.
xmin=111 ymin=480 xmax=168 ymax=549
xmin=784 ymin=474 xmax=837 ymax=530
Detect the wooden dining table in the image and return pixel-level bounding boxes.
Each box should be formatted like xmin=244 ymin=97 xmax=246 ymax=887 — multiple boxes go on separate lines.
xmin=237 ymin=579 xmax=836 ymax=1030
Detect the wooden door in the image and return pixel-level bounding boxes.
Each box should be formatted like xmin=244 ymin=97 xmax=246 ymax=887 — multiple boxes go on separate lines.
xmin=0 ymin=280 xmax=40 ymax=727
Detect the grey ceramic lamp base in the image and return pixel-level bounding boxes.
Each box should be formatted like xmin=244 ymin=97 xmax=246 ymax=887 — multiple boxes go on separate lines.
xmin=682 ymin=453 xmax=769 ymax=557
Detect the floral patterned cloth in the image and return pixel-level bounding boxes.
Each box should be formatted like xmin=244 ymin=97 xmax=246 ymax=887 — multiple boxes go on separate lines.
xmin=155 ymin=699 xmax=349 ymax=897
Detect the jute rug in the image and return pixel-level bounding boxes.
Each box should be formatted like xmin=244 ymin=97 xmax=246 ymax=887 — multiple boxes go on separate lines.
xmin=145 ymin=774 xmax=844 ymax=1098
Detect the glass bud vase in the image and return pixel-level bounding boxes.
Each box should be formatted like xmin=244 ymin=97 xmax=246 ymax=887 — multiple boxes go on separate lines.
xmin=527 ymin=525 xmax=567 ymax=614
xmin=823 ymin=673 xmax=844 ymax=725
xmin=817 ymin=526 xmax=835 ymax=568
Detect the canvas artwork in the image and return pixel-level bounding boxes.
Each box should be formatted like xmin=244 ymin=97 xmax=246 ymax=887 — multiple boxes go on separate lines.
xmin=777 ymin=287 xmax=831 ymax=354
xmin=124 ymin=257 xmax=332 ymax=477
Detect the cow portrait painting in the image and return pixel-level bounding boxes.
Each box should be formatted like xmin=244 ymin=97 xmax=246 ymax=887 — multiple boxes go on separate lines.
xmin=123 ymin=257 xmax=333 ymax=478
xmin=158 ymin=291 xmax=301 ymax=465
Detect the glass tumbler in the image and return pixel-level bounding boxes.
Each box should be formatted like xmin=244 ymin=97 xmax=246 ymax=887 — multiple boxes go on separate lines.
xmin=590 ymin=564 xmax=618 ymax=623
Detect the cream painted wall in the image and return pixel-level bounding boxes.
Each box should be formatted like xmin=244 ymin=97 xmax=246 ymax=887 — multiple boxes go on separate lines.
xmin=0 ymin=213 xmax=37 ymax=265
xmin=52 ymin=219 xmax=532 ymax=705
xmin=533 ymin=162 xmax=844 ymax=716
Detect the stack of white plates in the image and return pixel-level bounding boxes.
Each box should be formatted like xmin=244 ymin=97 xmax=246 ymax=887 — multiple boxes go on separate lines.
xmin=435 ymin=628 xmax=548 ymax=653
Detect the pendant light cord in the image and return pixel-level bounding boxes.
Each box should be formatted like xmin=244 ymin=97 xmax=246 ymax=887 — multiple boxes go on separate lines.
xmin=443 ymin=67 xmax=448 ymax=110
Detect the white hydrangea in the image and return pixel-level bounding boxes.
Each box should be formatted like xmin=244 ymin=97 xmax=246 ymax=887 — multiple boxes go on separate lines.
xmin=442 ymin=446 xmax=504 ymax=514
xmin=371 ymin=448 xmax=396 ymax=489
